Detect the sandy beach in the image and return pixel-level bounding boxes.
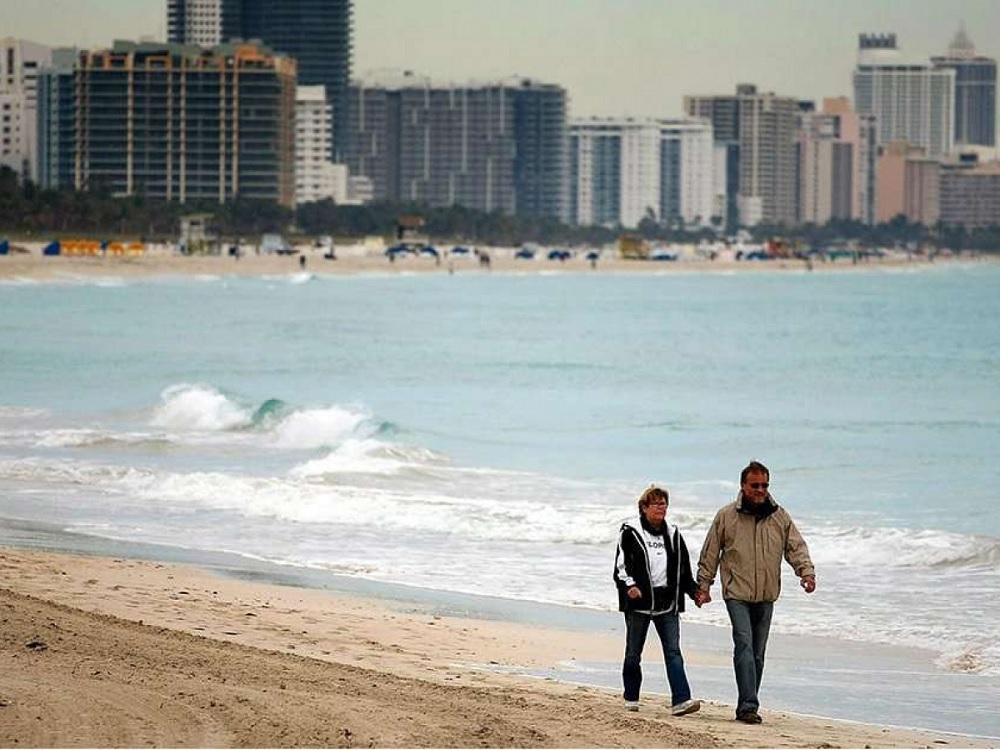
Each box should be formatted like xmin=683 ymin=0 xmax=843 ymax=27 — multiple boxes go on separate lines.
xmin=0 ymin=242 xmax=972 ymax=280
xmin=0 ymin=547 xmax=992 ymax=748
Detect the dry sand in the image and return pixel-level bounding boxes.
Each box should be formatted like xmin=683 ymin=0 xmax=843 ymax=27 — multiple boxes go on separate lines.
xmin=0 ymin=547 xmax=992 ymax=748
xmin=0 ymin=243 xmax=967 ymax=280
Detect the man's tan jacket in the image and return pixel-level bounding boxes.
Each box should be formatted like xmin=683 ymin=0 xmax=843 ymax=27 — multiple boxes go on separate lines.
xmin=697 ymin=494 xmax=814 ymax=603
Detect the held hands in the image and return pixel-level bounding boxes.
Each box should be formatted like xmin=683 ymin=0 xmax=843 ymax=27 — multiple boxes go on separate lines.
xmin=800 ymin=575 xmax=816 ymax=594
xmin=627 ymin=586 xmax=642 ymax=600
xmin=693 ymin=589 xmax=711 ymax=608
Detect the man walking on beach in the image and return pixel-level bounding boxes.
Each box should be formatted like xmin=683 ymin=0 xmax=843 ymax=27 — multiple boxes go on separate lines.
xmin=695 ymin=460 xmax=815 ymax=725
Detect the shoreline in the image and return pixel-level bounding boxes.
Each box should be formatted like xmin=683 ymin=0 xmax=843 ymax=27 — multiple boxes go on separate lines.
xmin=0 ymin=543 xmax=995 ymax=748
xmin=1 ymin=243 xmax=989 ymax=280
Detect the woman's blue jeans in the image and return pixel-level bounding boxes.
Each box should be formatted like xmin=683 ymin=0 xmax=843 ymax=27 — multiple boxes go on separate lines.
xmin=725 ymin=599 xmax=774 ymax=716
xmin=622 ymin=609 xmax=692 ymax=705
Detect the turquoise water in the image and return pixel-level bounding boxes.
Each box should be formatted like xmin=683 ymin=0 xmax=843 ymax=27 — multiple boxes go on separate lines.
xmin=1 ymin=262 xmax=999 ymax=734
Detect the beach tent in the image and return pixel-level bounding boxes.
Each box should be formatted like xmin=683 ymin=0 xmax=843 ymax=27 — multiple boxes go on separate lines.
xmin=42 ymin=241 xmax=60 ymax=256
xmin=0 ymin=239 xmax=8 ymax=255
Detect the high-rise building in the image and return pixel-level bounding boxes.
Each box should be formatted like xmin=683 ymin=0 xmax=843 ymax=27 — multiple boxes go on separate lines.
xmin=798 ymin=109 xmax=854 ymax=225
xmin=853 ymin=33 xmax=955 ymax=159
xmin=821 ymin=97 xmax=878 ymax=224
xmin=167 ymin=0 xmax=352 ymax=161
xmin=939 ymin=149 xmax=1000 ymax=228
xmin=567 ymin=118 xmax=713 ymax=230
xmin=875 ymin=141 xmax=939 ymax=225
xmin=931 ymin=26 xmax=997 ymax=147
xmin=167 ymin=0 xmax=242 ymax=47
xmin=50 ymin=41 xmax=296 ymax=206
xmin=295 ymin=85 xmax=336 ymax=205
xmin=684 ymin=92 xmax=740 ymax=230
xmin=685 ymin=84 xmax=799 ymax=227
xmin=346 ymin=72 xmax=567 ymax=220
xmin=1 ymin=37 xmax=53 ymax=183
xmin=35 ymin=48 xmax=77 ymax=191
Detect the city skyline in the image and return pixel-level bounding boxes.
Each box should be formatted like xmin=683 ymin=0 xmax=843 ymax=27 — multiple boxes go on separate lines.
xmin=3 ymin=0 xmax=999 ymax=120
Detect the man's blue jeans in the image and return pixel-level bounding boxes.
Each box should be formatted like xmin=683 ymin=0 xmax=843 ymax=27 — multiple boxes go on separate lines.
xmin=622 ymin=609 xmax=692 ymax=705
xmin=725 ymin=599 xmax=774 ymax=716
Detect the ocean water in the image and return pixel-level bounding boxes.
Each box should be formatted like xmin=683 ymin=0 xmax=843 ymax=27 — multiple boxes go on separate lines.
xmin=1 ymin=262 xmax=999 ymax=730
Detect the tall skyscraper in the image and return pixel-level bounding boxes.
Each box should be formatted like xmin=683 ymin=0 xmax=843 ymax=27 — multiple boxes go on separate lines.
xmin=853 ymin=33 xmax=956 ymax=159
xmin=685 ymin=84 xmax=799 ymax=227
xmin=167 ymin=0 xmax=352 ymax=161
xmin=931 ymin=26 xmax=997 ymax=147
xmin=346 ymin=73 xmax=567 ymax=220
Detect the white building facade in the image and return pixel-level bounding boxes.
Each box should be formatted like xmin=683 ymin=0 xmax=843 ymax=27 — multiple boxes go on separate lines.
xmin=296 ymin=85 xmax=338 ymax=205
xmin=1 ymin=37 xmax=53 ymax=183
xmin=853 ymin=33 xmax=956 ymax=159
xmin=568 ymin=118 xmax=714 ymax=229
xmin=658 ymin=119 xmax=715 ymax=228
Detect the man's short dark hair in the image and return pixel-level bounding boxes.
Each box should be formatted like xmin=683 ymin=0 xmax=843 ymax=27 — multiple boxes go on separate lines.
xmin=741 ymin=460 xmax=770 ymax=484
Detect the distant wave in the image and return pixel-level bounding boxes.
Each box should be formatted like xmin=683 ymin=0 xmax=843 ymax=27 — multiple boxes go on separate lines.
xmin=807 ymin=524 xmax=1000 ymax=570
xmin=147 ymin=383 xmax=392 ymax=453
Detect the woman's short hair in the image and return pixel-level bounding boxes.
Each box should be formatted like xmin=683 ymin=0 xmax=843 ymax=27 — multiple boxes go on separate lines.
xmin=638 ymin=484 xmax=669 ymax=510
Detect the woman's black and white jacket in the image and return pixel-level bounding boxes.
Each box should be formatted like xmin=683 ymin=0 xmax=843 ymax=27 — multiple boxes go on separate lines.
xmin=613 ymin=517 xmax=698 ymax=614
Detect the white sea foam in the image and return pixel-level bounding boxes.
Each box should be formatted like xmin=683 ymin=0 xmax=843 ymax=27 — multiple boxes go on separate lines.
xmin=151 ymin=384 xmax=252 ymax=431
xmin=272 ymin=406 xmax=369 ymax=450
xmin=291 ymin=438 xmax=428 ymax=477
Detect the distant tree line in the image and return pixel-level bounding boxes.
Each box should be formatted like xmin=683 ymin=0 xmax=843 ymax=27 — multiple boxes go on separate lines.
xmin=2 ymin=167 xmax=998 ymax=252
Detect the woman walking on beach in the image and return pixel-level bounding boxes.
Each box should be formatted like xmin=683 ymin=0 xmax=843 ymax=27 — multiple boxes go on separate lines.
xmin=613 ymin=485 xmax=702 ymax=715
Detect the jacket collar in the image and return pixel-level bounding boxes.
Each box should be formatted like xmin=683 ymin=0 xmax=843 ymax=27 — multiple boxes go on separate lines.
xmin=736 ymin=492 xmax=779 ymax=518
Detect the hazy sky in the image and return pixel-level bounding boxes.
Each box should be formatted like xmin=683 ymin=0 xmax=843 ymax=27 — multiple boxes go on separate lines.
xmin=4 ymin=0 xmax=999 ymax=118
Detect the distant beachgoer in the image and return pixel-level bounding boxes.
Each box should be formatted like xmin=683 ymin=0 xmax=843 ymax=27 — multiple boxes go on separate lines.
xmin=299 ymin=255 xmax=306 ymax=269
xmin=613 ymin=485 xmax=702 ymax=716
xmin=695 ymin=460 xmax=815 ymax=725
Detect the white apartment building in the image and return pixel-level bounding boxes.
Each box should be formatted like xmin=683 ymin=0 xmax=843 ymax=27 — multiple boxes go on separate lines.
xmin=619 ymin=123 xmax=661 ymax=228
xmin=853 ymin=33 xmax=955 ymax=159
xmin=568 ymin=118 xmax=714 ymax=229
xmin=659 ymin=119 xmax=715 ymax=228
xmin=1 ymin=38 xmax=53 ymax=183
xmin=170 ymin=0 xmax=228 ymax=47
xmin=296 ymin=85 xmax=341 ymax=205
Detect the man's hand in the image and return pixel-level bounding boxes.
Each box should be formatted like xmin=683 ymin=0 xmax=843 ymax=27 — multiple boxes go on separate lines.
xmin=693 ymin=590 xmax=711 ymax=607
xmin=627 ymin=586 xmax=641 ymax=600
xmin=800 ymin=575 xmax=816 ymax=594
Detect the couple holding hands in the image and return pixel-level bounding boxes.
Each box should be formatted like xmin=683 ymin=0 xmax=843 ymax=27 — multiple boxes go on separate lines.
xmin=613 ymin=460 xmax=816 ymax=725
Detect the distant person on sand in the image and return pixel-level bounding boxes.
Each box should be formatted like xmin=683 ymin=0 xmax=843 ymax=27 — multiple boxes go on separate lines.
xmin=695 ymin=460 xmax=815 ymax=725
xmin=613 ymin=485 xmax=702 ymax=716
xmin=299 ymin=255 xmax=307 ymax=269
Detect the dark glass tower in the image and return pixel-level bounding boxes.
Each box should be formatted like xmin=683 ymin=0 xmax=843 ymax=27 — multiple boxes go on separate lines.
xmin=167 ymin=0 xmax=353 ymax=161
xmin=931 ymin=26 xmax=997 ymax=147
xmin=240 ymin=1 xmax=353 ymax=161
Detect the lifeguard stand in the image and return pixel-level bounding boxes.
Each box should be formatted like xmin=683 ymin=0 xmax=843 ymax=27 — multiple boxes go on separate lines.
xmin=395 ymin=215 xmax=427 ymax=251
xmin=179 ymin=214 xmax=218 ymax=255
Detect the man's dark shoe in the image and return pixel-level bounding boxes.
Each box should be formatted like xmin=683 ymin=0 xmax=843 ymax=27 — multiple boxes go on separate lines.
xmin=736 ymin=711 xmax=763 ymax=724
